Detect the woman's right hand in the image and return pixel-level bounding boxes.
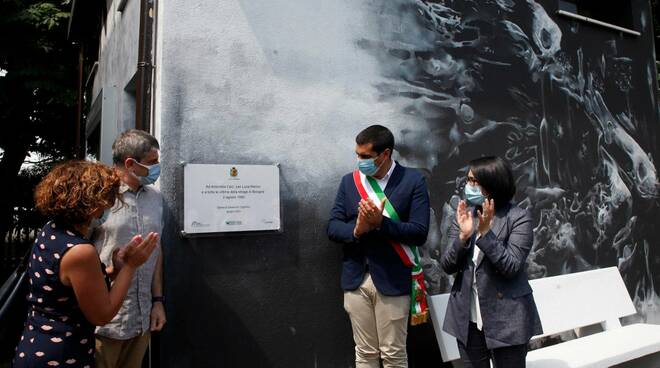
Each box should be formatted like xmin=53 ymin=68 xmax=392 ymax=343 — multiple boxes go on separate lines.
xmin=456 ymin=200 xmax=474 ymax=243
xmin=120 ymin=232 xmax=159 ymax=269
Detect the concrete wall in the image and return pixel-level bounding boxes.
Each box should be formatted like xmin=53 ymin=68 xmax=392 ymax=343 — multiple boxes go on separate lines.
xmin=88 ymin=0 xmax=141 ymax=164
xmin=154 ymin=0 xmax=659 ymax=366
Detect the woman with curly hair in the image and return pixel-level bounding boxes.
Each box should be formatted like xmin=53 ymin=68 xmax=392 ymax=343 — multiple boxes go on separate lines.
xmin=13 ymin=160 xmax=159 ymax=368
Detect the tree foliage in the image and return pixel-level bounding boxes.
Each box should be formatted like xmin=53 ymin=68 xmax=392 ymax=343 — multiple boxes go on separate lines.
xmin=0 ymin=0 xmax=78 ymax=239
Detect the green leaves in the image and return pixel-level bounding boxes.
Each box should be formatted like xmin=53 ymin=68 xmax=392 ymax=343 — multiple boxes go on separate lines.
xmin=22 ymin=2 xmax=70 ymax=31
xmin=0 ymin=0 xmax=78 ymax=232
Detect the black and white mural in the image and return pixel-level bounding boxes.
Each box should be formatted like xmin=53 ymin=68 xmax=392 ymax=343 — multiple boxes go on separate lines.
xmin=356 ymin=0 xmax=660 ymax=321
xmin=158 ymin=0 xmax=659 ymax=366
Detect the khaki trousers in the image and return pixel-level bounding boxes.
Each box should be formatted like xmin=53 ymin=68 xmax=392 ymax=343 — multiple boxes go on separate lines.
xmin=344 ymin=273 xmax=410 ymax=368
xmin=95 ymin=332 xmax=150 ymax=368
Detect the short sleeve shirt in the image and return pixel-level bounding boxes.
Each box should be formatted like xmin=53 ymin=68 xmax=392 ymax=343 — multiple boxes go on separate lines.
xmin=91 ymin=184 xmax=163 ymax=340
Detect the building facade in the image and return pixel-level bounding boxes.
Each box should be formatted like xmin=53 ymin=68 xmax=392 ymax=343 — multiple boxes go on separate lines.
xmin=73 ymin=0 xmax=659 ymax=366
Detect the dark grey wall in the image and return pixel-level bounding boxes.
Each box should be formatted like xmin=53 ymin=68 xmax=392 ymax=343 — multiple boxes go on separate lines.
xmin=156 ymin=0 xmax=659 ymax=366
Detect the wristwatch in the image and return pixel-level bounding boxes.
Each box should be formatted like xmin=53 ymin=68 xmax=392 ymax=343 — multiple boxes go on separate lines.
xmin=152 ymin=296 xmax=165 ymax=304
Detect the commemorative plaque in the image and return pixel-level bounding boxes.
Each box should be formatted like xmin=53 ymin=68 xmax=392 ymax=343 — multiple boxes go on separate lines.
xmin=183 ymin=164 xmax=281 ymax=234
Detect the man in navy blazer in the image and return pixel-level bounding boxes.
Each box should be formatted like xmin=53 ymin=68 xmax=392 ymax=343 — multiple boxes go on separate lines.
xmin=327 ymin=125 xmax=430 ymax=368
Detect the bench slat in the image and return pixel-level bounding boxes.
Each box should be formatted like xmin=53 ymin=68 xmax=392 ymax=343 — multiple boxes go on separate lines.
xmin=527 ymin=323 xmax=660 ymax=368
xmin=529 ymin=267 xmax=637 ymax=338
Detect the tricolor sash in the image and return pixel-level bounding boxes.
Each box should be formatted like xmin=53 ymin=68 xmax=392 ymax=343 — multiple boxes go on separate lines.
xmin=352 ymin=170 xmax=429 ymax=325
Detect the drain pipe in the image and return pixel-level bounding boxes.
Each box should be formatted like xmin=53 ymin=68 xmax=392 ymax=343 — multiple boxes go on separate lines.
xmin=135 ymin=0 xmax=155 ymax=132
xmin=75 ymin=44 xmax=85 ymax=158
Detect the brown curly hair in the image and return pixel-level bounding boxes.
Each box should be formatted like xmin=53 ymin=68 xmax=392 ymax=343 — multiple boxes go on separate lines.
xmin=35 ymin=160 xmax=122 ymax=226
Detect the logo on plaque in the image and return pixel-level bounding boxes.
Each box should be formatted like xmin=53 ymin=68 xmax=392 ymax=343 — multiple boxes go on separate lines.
xmin=230 ymin=167 xmax=238 ymax=177
xmin=191 ymin=221 xmax=210 ymax=228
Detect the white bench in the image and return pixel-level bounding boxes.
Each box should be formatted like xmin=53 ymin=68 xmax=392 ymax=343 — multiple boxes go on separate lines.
xmin=428 ymin=267 xmax=660 ymax=368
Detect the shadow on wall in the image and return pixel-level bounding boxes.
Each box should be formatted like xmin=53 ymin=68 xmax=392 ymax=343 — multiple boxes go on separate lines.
xmin=161 ymin=272 xmax=272 ymax=366
xmin=158 ymin=175 xmax=280 ymax=366
xmin=158 ymin=165 xmax=361 ymax=366
xmin=158 ymin=196 xmax=273 ymax=366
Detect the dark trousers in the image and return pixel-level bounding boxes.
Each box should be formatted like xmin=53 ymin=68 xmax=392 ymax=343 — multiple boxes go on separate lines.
xmin=457 ymin=322 xmax=528 ymax=368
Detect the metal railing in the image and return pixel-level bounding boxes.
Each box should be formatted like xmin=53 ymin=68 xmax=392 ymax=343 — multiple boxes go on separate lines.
xmin=0 ymin=226 xmax=36 ymax=365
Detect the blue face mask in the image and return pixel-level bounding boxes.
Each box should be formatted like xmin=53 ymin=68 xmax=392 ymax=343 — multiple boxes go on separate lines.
xmin=90 ymin=208 xmax=111 ymax=232
xmin=357 ymin=158 xmax=379 ymax=176
xmin=99 ymin=208 xmax=111 ymax=224
xmin=357 ymin=152 xmax=384 ymax=177
xmin=464 ymin=184 xmax=486 ymax=206
xmin=358 ymin=158 xmax=380 ymax=176
xmin=135 ymin=162 xmax=161 ymax=185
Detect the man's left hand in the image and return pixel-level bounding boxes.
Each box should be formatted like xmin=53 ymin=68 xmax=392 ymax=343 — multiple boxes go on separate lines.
xmin=150 ymin=302 xmax=167 ymax=332
xmin=359 ymin=198 xmax=386 ymax=229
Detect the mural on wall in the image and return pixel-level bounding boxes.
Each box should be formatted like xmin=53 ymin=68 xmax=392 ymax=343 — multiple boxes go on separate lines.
xmin=158 ymin=0 xmax=658 ymax=365
xmin=356 ymin=0 xmax=660 ymax=322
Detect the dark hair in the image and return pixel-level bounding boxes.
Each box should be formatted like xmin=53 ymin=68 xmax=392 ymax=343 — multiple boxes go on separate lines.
xmin=355 ymin=125 xmax=394 ymax=153
xmin=35 ymin=160 xmax=122 ymax=226
xmin=469 ymin=156 xmax=516 ymax=208
xmin=112 ymin=129 xmax=160 ymax=164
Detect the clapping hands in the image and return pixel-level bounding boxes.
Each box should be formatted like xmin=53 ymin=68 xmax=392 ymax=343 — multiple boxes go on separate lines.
xmin=456 ymin=200 xmax=474 ymax=243
xmin=456 ymin=199 xmax=495 ymax=243
xmin=108 ymin=233 xmax=159 ymax=275
xmin=353 ymin=198 xmax=387 ymax=238
xmin=476 ymin=199 xmax=495 ymax=236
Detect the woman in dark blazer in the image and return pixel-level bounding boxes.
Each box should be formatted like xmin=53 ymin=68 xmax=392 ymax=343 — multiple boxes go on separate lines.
xmin=441 ymin=156 xmax=542 ymax=368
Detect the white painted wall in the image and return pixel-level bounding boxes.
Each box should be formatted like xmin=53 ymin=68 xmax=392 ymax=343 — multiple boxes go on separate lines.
xmin=89 ymin=0 xmax=141 ymax=163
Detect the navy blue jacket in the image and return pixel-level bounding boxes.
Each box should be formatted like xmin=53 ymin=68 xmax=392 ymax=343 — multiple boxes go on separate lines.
xmin=327 ymin=163 xmax=430 ymax=296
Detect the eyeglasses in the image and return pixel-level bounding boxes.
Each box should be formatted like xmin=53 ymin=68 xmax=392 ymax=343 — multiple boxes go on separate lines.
xmin=466 ymin=176 xmax=479 ymax=185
